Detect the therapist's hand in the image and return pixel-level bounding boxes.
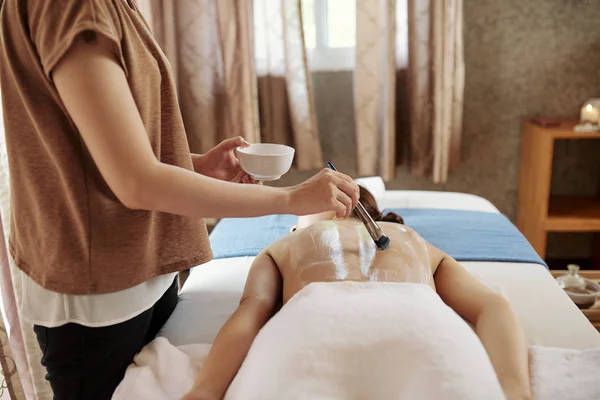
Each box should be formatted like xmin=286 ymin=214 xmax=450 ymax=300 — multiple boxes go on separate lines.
xmin=288 ymin=168 xmax=359 ymax=219
xmin=192 ymin=137 xmax=260 ymax=184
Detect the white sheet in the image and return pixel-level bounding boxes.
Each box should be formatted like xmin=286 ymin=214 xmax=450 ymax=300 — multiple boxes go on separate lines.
xmin=159 ymin=188 xmax=600 ymax=349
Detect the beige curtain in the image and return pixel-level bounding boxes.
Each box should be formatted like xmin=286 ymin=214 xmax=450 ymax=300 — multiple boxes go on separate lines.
xmin=354 ymin=0 xmax=464 ymax=183
xmin=254 ymin=0 xmax=322 ymax=169
xmin=354 ymin=0 xmax=397 ymax=181
xmin=139 ymin=0 xmax=322 ymax=169
xmin=138 ymin=0 xmax=259 ymax=152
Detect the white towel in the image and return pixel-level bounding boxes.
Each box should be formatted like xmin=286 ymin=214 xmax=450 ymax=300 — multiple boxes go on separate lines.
xmin=112 ymin=340 xmax=211 ymax=400
xmin=113 ymin=282 xmax=600 ymax=400
xmin=226 ymin=282 xmax=504 ymax=400
xmin=530 ymin=345 xmax=600 ymax=400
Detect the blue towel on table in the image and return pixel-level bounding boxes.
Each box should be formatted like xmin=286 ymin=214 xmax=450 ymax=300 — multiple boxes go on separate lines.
xmin=208 ymin=209 xmax=547 ymax=268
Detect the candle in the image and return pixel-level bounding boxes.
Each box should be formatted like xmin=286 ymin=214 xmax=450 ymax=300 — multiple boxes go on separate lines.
xmin=581 ymin=103 xmax=600 ymax=124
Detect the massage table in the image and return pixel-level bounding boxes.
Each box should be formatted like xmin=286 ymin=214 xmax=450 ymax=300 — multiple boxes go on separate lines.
xmin=159 ymin=179 xmax=600 ymax=350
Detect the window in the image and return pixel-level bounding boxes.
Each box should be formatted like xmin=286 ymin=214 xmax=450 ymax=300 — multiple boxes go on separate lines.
xmin=302 ymin=0 xmax=356 ymax=70
xmin=253 ymin=0 xmax=356 ymax=73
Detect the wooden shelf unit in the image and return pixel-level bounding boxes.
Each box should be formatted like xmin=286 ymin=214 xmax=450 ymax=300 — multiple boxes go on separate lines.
xmin=546 ymin=196 xmax=600 ymax=231
xmin=517 ymin=120 xmax=600 ymax=262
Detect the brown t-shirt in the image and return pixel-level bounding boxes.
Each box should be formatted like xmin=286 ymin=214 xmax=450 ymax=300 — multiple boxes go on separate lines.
xmin=0 ymin=0 xmax=212 ymax=295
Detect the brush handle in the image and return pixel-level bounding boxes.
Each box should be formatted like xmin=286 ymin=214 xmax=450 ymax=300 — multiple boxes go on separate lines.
xmin=354 ymin=202 xmax=383 ymax=238
xmin=326 ymin=162 xmax=383 ymax=241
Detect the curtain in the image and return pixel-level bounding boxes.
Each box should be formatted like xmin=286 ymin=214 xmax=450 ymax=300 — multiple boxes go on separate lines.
xmin=0 ymin=91 xmax=41 ymax=399
xmin=354 ymin=0 xmax=397 ymax=181
xmin=139 ymin=0 xmax=322 ymax=169
xmin=139 ymin=0 xmax=260 ymax=152
xmin=254 ymin=0 xmax=322 ymax=169
xmin=354 ymin=0 xmax=464 ymax=183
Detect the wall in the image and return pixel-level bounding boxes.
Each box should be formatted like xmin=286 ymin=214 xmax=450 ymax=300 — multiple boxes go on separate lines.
xmin=275 ymin=0 xmax=600 ymax=259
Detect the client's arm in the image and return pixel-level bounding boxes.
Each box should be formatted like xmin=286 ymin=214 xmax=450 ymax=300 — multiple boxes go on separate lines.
xmin=434 ymin=254 xmax=532 ymax=400
xmin=183 ymin=252 xmax=282 ymax=400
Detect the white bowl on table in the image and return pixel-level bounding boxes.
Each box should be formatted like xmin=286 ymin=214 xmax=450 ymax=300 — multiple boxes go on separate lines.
xmin=563 ymin=280 xmax=600 ymax=309
xmin=235 ymin=143 xmax=295 ymax=181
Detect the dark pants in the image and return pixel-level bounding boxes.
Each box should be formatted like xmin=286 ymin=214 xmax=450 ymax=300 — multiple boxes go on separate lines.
xmin=34 ymin=278 xmax=179 ymax=400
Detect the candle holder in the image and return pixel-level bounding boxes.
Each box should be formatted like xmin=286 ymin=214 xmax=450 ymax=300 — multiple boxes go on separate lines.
xmin=575 ymin=99 xmax=600 ymax=132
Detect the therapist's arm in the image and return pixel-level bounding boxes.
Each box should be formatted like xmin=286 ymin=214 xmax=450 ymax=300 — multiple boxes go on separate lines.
xmin=183 ymin=252 xmax=282 ymax=400
xmin=52 ymin=33 xmax=358 ymax=219
xmin=434 ymin=253 xmax=532 ymax=400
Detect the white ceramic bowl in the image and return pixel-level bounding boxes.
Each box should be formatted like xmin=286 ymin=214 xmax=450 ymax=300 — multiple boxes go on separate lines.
xmin=235 ymin=143 xmax=295 ymax=181
xmin=563 ymin=279 xmax=600 ymax=309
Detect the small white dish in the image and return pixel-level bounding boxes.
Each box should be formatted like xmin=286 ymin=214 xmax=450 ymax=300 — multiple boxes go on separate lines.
xmin=235 ymin=143 xmax=295 ymax=181
xmin=556 ymin=264 xmax=600 ymax=309
xmin=564 ymin=280 xmax=600 ymax=309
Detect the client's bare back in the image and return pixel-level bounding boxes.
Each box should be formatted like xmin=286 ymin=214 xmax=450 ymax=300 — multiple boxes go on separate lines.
xmin=266 ymin=220 xmax=443 ymax=303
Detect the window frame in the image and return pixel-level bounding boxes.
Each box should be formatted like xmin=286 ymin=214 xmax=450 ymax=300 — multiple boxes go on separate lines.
xmin=303 ymin=0 xmax=355 ymax=71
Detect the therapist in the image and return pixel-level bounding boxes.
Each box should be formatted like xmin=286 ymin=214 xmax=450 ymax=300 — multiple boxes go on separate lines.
xmin=0 ymin=1 xmax=358 ymax=399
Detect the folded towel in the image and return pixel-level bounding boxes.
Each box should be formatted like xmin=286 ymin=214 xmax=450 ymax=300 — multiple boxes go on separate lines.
xmin=530 ymin=345 xmax=600 ymax=400
xmin=113 ymin=283 xmax=599 ymax=399
xmin=209 ymin=209 xmax=547 ymax=267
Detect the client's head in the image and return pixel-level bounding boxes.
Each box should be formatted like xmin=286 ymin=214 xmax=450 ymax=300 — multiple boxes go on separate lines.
xmin=294 ymin=185 xmax=404 ymax=230
xmin=350 ymin=185 xmax=404 ymax=225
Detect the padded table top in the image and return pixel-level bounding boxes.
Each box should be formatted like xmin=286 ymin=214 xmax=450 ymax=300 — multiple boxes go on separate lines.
xmin=160 ymin=190 xmax=600 ymax=350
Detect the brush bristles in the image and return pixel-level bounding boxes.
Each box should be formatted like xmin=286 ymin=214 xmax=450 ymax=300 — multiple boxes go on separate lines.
xmin=375 ymin=234 xmax=390 ymax=251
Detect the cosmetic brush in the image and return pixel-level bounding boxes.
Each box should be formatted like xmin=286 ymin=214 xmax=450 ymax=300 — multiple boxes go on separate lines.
xmin=327 ymin=162 xmax=390 ymax=251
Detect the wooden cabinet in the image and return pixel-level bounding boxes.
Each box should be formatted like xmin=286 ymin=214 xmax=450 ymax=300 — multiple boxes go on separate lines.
xmin=517 ymin=120 xmax=600 ymax=262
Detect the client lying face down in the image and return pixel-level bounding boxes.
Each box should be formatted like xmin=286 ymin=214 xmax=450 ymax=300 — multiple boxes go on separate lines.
xmin=184 ymin=187 xmax=533 ymax=400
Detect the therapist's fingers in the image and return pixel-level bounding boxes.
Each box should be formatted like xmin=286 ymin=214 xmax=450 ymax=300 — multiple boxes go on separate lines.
xmin=289 ymin=169 xmax=358 ymax=216
xmin=219 ymin=136 xmax=250 ymax=151
xmin=333 ymin=176 xmax=359 ymax=209
xmin=332 ymin=199 xmax=347 ymax=219
xmin=335 ymin=190 xmax=353 ymax=218
xmin=229 ymin=170 xmax=245 ymax=183
xmin=334 ymin=170 xmax=355 ymax=184
xmin=239 ymin=173 xmax=261 ymax=184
